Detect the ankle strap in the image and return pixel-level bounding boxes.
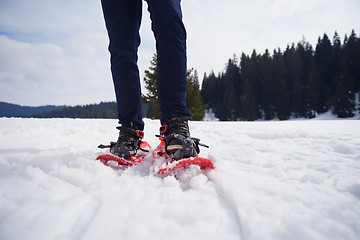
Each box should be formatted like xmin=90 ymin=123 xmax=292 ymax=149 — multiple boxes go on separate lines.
xmin=159 ymin=116 xmax=190 ymax=135
xmin=116 ymin=126 xmax=144 ymax=139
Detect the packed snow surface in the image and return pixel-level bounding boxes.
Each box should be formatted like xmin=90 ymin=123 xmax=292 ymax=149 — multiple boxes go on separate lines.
xmin=1 ymin=117 xmax=360 ymax=240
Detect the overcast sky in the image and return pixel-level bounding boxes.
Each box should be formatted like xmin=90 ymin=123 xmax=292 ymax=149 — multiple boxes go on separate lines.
xmin=0 ymin=0 xmax=359 ymax=106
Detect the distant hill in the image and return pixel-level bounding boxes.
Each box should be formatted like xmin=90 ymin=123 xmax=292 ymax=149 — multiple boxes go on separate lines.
xmin=1 ymin=101 xmax=151 ymax=119
xmin=0 ymin=102 xmax=66 ymax=117
xmin=34 ymin=102 xmax=118 ymax=119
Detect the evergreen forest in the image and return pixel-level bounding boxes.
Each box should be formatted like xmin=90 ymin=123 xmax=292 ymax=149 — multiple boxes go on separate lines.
xmin=201 ymin=30 xmax=360 ymax=120
xmin=4 ymin=30 xmax=359 ymax=121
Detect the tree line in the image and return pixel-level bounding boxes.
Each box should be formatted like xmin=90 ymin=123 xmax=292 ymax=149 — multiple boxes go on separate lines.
xmin=14 ymin=30 xmax=359 ymax=121
xmin=33 ymin=102 xmax=118 ymax=119
xmin=201 ymin=30 xmax=360 ymax=120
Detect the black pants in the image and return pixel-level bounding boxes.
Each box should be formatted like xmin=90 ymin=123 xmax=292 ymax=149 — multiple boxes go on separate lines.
xmin=101 ymin=0 xmax=191 ymax=130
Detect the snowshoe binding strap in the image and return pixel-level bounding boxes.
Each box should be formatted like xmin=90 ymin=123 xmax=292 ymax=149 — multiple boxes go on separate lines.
xmin=157 ymin=116 xmax=209 ymax=160
xmin=160 ymin=116 xmax=191 ymax=136
xmin=98 ymin=125 xmax=147 ymax=160
xmin=116 ymin=126 xmax=144 ymax=139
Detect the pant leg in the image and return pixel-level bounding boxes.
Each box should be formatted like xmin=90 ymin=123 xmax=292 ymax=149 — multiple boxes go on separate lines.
xmin=145 ymin=0 xmax=192 ymax=124
xmin=101 ymin=0 xmax=144 ymax=130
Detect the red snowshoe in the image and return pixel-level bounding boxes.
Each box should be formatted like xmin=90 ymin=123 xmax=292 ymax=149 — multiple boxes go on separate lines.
xmin=153 ymin=138 xmax=215 ymax=175
xmin=96 ymin=141 xmax=151 ymax=170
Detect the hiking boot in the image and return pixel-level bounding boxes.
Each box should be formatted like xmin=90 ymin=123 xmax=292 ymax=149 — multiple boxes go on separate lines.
xmin=109 ymin=123 xmax=144 ymax=160
xmin=159 ymin=116 xmax=200 ymax=160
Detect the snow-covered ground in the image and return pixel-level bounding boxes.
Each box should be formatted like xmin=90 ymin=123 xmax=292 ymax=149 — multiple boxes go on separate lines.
xmin=0 ymin=117 xmax=359 ymax=240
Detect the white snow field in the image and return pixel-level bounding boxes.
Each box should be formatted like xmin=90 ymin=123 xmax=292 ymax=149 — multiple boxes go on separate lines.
xmin=0 ymin=117 xmax=360 ymax=240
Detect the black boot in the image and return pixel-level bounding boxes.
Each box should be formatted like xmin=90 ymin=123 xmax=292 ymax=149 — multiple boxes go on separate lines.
xmin=109 ymin=123 xmax=144 ymax=160
xmin=159 ymin=116 xmax=201 ymax=160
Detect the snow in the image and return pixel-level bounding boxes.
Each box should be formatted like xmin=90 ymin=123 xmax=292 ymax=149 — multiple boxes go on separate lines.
xmin=0 ymin=117 xmax=360 ymax=240
xmin=203 ymin=109 xmax=219 ymax=121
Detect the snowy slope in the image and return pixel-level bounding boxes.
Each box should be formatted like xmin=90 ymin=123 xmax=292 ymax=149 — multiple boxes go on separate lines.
xmin=0 ymin=117 xmax=360 ymax=240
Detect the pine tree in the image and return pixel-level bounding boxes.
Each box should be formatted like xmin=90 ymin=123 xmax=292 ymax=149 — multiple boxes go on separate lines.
xmin=332 ymin=58 xmax=355 ymax=117
xmin=223 ymin=56 xmax=241 ymax=120
xmin=142 ymin=54 xmax=206 ymax=120
xmin=284 ymin=44 xmax=303 ymax=117
xmin=201 ymin=72 xmax=217 ymax=109
xmin=213 ymin=73 xmax=228 ymax=121
xmin=239 ymin=53 xmax=258 ymax=120
xmin=260 ymin=49 xmax=275 ymax=120
xmin=297 ymin=40 xmax=320 ymax=118
xmin=315 ymin=34 xmax=333 ymax=112
xmin=344 ymin=30 xmax=360 ymax=93
xmin=186 ymin=69 xmax=206 ymax=120
xmin=250 ymin=50 xmax=262 ymax=119
xmin=142 ymin=54 xmax=161 ymax=119
xmin=272 ymin=49 xmax=290 ymax=120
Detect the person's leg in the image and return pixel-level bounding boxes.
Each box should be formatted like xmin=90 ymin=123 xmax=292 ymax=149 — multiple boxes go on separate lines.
xmin=145 ymin=0 xmax=191 ymax=124
xmin=101 ymin=0 xmax=144 ymax=130
xmin=146 ymin=0 xmax=199 ymax=160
